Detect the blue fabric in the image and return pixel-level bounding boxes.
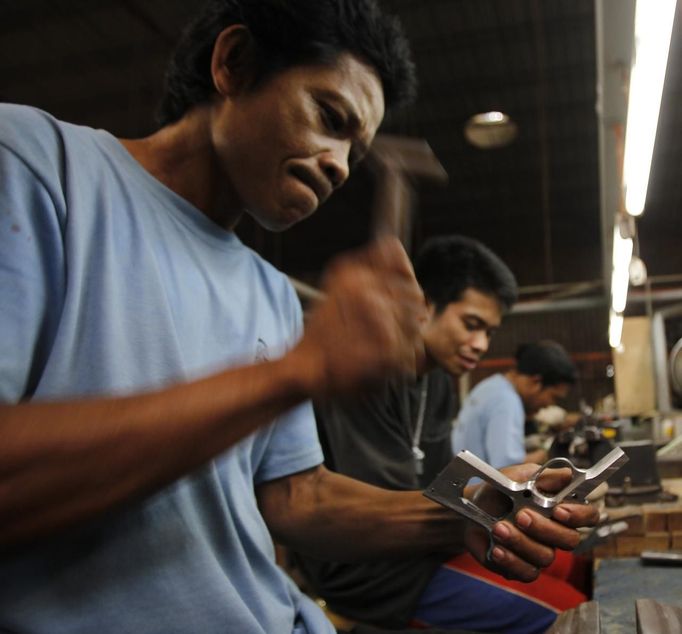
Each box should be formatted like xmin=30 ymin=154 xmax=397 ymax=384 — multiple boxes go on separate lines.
xmin=0 ymin=104 xmax=331 ymax=634
xmin=413 ymin=564 xmax=557 ymax=634
xmin=451 ymin=374 xmax=526 ymax=470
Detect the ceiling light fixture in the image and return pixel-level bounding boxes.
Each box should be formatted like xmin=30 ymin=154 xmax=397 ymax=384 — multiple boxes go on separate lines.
xmin=611 ymin=223 xmax=633 ymax=314
xmin=622 ymin=0 xmax=677 ymax=217
xmin=628 ymin=255 xmax=648 ymax=286
xmin=609 ymin=220 xmax=633 ymax=349
xmin=464 ymin=111 xmax=518 ymax=149
xmin=609 ymin=311 xmax=624 ymax=349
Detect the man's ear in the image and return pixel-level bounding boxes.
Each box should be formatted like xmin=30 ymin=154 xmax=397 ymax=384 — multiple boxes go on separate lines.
xmin=211 ymin=25 xmax=257 ymax=97
xmin=529 ymin=374 xmax=544 ymax=391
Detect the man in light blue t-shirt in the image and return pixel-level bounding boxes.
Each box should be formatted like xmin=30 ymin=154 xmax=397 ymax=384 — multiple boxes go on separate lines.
xmin=452 ymin=341 xmax=577 ymax=470
xmin=0 ymin=2 xmax=598 ymax=633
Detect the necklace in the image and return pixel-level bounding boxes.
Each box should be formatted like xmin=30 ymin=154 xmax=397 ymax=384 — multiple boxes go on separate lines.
xmin=410 ymin=375 xmax=429 ymax=475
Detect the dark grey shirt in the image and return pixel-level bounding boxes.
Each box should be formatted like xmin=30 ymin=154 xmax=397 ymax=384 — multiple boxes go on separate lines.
xmin=296 ymin=368 xmax=458 ymax=628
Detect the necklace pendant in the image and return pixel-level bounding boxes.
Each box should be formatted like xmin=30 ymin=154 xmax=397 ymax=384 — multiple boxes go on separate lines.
xmin=412 ymin=445 xmax=425 ymax=475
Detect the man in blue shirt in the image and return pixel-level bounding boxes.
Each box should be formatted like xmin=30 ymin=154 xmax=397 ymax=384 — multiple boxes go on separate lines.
xmin=452 ymin=341 xmax=577 ymax=469
xmin=0 ymin=2 xmax=597 ymax=632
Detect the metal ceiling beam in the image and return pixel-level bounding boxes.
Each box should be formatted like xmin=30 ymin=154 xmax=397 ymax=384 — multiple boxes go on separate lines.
xmin=594 ymin=0 xmax=635 ymax=292
xmin=511 ymin=285 xmax=682 ymax=315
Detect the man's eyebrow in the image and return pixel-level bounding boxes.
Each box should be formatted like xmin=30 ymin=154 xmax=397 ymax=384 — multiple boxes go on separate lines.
xmin=317 ymin=89 xmax=370 ymax=162
xmin=464 ymin=313 xmax=499 ymax=330
xmin=464 ymin=314 xmax=487 ymax=325
xmin=317 ymin=89 xmax=360 ymax=123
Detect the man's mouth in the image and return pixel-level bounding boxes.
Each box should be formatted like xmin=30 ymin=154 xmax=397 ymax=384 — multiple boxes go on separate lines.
xmin=289 ymin=165 xmax=331 ymax=205
xmin=458 ymin=355 xmax=478 ymax=370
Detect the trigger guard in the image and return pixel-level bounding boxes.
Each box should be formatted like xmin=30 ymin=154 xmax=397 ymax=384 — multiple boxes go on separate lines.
xmin=529 ymin=456 xmax=578 ymax=491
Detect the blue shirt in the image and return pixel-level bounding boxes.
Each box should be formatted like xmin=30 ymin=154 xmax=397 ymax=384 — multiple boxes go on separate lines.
xmin=451 ymin=374 xmax=526 ymax=469
xmin=0 ymin=104 xmax=332 ymax=634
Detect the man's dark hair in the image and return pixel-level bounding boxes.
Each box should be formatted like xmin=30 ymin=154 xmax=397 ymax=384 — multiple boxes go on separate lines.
xmin=515 ymin=341 xmax=577 ymax=386
xmin=157 ymin=0 xmax=417 ymax=126
xmin=414 ymin=235 xmax=518 ymax=313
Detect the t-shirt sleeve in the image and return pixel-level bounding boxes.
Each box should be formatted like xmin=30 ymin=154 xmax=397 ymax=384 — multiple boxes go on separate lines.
xmin=253 ymin=283 xmax=323 ymax=484
xmin=0 ymin=142 xmax=65 ymax=402
xmin=483 ymin=396 xmax=526 ymax=469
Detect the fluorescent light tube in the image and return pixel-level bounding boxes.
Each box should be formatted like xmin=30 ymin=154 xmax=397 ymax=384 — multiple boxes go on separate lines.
xmin=609 ymin=311 xmax=624 ymax=349
xmin=611 ymin=225 xmax=633 ymax=313
xmin=623 ymin=0 xmax=677 ymax=216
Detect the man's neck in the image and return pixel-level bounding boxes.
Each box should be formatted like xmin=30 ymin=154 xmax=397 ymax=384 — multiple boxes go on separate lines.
xmin=118 ymin=108 xmax=244 ymax=230
xmin=503 ymin=370 xmax=522 ymax=393
xmin=417 ymin=350 xmax=437 ymax=377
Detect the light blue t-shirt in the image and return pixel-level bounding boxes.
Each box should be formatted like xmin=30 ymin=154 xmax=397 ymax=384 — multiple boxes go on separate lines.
xmin=0 ymin=104 xmax=332 ymax=634
xmin=451 ymin=373 xmax=526 ymax=470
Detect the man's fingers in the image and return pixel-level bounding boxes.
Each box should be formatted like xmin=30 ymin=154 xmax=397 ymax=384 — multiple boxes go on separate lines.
xmin=511 ymin=509 xmax=585 ymax=550
xmin=585 ymin=481 xmax=608 ymax=503
xmin=502 ymin=462 xmax=542 ymax=482
xmin=468 ymin=524 xmax=545 ymax=582
xmin=466 ymin=461 xmax=602 ymax=582
xmin=303 ymin=237 xmax=426 ymax=396
xmin=551 ymin=502 xmax=601 ymax=529
xmin=487 ymin=544 xmax=543 ymax=583
xmin=532 ymin=466 xmax=573 ymax=492
xmin=492 ymin=519 xmax=556 ymax=567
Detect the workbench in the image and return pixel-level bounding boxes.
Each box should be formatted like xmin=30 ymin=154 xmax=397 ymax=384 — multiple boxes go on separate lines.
xmin=593 ymin=558 xmax=682 ymax=632
xmin=590 ymin=478 xmax=682 ymax=631
xmin=592 ymin=477 xmax=682 ymax=557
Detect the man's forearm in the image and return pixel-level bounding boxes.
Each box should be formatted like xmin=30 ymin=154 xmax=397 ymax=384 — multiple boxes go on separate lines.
xmin=0 ymin=354 xmax=312 ymax=547
xmin=259 ymin=464 xmax=600 ymax=584
xmin=257 ymin=467 xmax=467 ymax=562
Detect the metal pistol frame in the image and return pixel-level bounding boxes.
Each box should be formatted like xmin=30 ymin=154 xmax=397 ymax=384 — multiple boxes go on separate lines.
xmin=424 ymin=447 xmax=628 ymax=558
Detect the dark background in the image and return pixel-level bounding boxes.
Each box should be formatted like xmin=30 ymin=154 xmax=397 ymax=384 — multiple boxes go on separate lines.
xmin=2 ymin=0 xmax=681 ymax=407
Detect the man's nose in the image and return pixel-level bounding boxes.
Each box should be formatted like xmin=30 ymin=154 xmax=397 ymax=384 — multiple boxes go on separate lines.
xmin=319 ymin=143 xmax=350 ymax=190
xmin=471 ymin=331 xmax=490 ymax=354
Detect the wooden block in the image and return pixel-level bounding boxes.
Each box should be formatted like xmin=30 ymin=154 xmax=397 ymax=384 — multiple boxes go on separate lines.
xmin=644 ymin=532 xmax=670 ymax=551
xmin=621 ymin=514 xmax=645 ymax=536
xmin=645 ymin=510 xmax=669 ymax=533
xmin=668 ymin=510 xmax=682 ymax=532
xmin=671 ymin=531 xmax=682 ymax=550
xmin=613 ymin=318 xmax=656 ymax=415
xmin=616 ymin=535 xmax=645 ymax=557
xmin=592 ymin=540 xmax=617 ymax=558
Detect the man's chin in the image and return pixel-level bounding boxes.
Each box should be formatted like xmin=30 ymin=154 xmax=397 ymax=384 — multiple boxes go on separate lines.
xmin=442 ymin=361 xmax=466 ymax=377
xmin=250 ymin=206 xmax=314 ymax=232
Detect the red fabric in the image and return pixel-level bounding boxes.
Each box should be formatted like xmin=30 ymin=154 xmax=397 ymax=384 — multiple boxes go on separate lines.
xmin=545 ymin=549 xmax=591 ymax=594
xmin=405 ymin=550 xmax=590 ymax=631
xmin=438 ymin=551 xmax=587 ymax=613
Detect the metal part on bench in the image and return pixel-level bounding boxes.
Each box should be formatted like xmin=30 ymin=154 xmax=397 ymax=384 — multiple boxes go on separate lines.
xmin=573 ymin=518 xmax=630 ymax=555
xmin=423 ymin=447 xmax=628 ymax=558
xmin=544 ymin=601 xmax=601 ymax=633
xmin=640 ymin=550 xmax=682 ymax=566
xmin=636 ymin=599 xmax=682 ymax=634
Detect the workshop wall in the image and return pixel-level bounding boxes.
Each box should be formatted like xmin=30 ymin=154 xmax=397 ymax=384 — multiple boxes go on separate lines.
xmin=471 ymin=305 xmax=613 ymax=410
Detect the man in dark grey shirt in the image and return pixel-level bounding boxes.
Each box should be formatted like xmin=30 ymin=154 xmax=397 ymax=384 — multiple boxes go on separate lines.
xmin=298 ymin=235 xmax=590 ymax=634
xmin=297 ymin=235 xmax=521 ymax=629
